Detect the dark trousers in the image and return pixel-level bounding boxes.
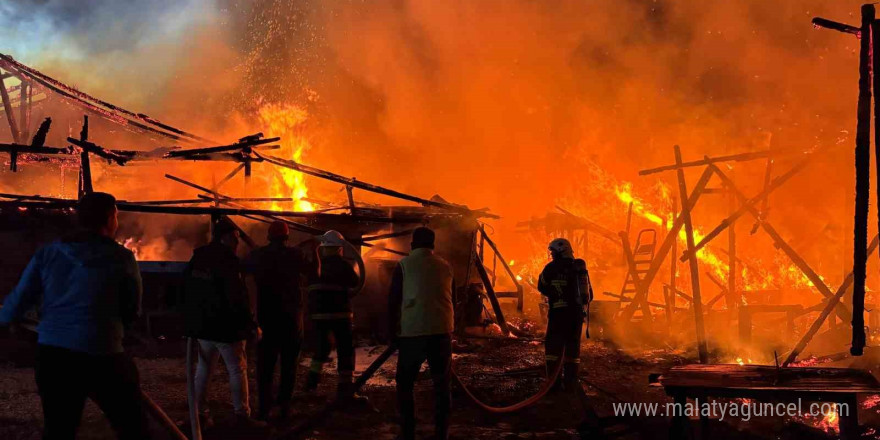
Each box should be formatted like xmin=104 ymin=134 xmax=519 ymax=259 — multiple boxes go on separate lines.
xmin=545 ymin=308 xmax=584 ymax=384
xmin=35 ymin=344 xmax=149 ymax=440
xmin=257 ymin=327 xmax=302 ymax=416
xmin=396 ymin=334 xmax=452 ymax=440
xmin=312 ymin=319 xmax=355 ymax=376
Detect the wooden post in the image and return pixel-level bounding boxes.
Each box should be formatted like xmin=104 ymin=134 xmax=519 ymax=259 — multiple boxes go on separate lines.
xmin=625 ymin=201 xmax=634 ymax=237
xmin=854 ymin=6 xmax=879 ymax=357
xmin=474 ymin=252 xmax=511 ymax=336
xmin=727 ymin=169 xmax=738 ymax=312
xmin=0 ymin=74 xmax=20 ymax=144
xmin=18 ymin=80 xmax=28 ymax=142
xmin=346 ymin=185 xmax=356 ymax=214
xmin=77 ymin=116 xmax=92 ymax=198
xmin=674 ymin=146 xmax=708 ymax=363
xmin=666 ymin=195 xmax=677 ymax=329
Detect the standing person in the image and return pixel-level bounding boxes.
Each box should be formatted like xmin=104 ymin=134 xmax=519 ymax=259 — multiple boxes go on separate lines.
xmin=537 ymin=238 xmax=592 ymax=390
xmin=181 ymin=217 xmax=265 ymax=428
xmin=0 ymin=192 xmax=149 ymax=440
xmin=305 ymin=230 xmax=361 ymax=401
xmin=244 ymin=221 xmax=305 ymax=421
xmin=389 ymin=227 xmax=454 ymax=440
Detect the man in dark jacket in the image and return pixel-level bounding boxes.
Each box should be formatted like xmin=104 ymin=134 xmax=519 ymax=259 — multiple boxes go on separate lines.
xmin=182 ymin=217 xmax=264 ymax=428
xmin=305 ymin=230 xmax=361 ymax=400
xmin=244 ymin=221 xmax=305 ymax=420
xmin=0 ymin=192 xmax=149 ymax=440
xmin=389 ymin=227 xmax=454 ymax=440
xmin=537 ymin=238 xmax=593 ymax=389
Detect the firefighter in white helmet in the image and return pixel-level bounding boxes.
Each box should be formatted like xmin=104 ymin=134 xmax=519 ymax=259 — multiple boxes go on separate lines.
xmin=537 ymin=238 xmax=593 ymax=390
xmin=305 ymin=230 xmax=362 ymax=401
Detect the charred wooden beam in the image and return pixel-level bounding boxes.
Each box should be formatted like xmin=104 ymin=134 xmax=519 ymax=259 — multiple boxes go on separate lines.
xmin=618 ymin=232 xmax=653 ymax=322
xmin=0 ymin=74 xmax=20 ymax=145
xmin=67 ymin=137 xmax=130 ymax=166
xmin=674 ymin=145 xmax=709 ymax=364
xmin=639 ymin=150 xmax=780 ymax=176
xmin=255 ymin=151 xmax=497 ymax=218
xmin=553 ymin=206 xmax=620 ymax=243
xmin=812 ymin=17 xmax=861 ymax=36
xmin=213 ymin=163 xmax=246 ymax=191
xmin=473 ymin=251 xmax=511 ymax=336
xmin=77 ymin=117 xmax=93 ymax=198
xmin=164 ymin=137 xmax=280 ymax=158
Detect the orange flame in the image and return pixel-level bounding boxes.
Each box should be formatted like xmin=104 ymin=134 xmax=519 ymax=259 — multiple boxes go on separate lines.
xmin=257 ymin=103 xmax=314 ymax=212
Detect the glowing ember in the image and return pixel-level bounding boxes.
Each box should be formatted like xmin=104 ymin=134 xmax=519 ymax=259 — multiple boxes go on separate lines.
xmin=257 ymin=102 xmax=315 ymax=212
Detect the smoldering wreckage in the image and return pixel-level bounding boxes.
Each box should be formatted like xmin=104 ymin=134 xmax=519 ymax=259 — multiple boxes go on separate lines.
xmin=9 ymin=4 xmax=880 ymax=440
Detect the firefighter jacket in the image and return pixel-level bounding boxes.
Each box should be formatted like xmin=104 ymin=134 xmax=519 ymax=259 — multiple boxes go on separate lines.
xmin=537 ymin=257 xmax=593 ymax=310
xmin=388 ymin=248 xmax=455 ymax=337
xmin=181 ymin=241 xmax=256 ymax=342
xmin=307 ymin=255 xmax=359 ymax=320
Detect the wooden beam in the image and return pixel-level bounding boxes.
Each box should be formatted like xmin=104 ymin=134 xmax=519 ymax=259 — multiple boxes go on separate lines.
xmin=473 ymin=251 xmax=511 ymax=336
xmin=783 ymin=234 xmax=880 ymax=367
xmin=77 ymin=117 xmax=92 ymax=197
xmin=639 ymin=150 xmax=780 ymax=176
xmin=709 ymin=164 xmax=852 ymax=322
xmin=0 ymin=75 xmax=19 ymax=144
xmin=674 ymin=145 xmax=708 ymax=364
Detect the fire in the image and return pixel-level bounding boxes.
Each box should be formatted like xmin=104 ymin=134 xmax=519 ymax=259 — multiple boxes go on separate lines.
xmin=257 ymin=103 xmax=314 ymax=212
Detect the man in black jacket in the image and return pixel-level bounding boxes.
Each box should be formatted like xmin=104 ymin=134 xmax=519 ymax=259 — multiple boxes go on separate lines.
xmin=244 ymin=221 xmax=306 ymax=420
xmin=182 ymin=217 xmax=264 ymax=428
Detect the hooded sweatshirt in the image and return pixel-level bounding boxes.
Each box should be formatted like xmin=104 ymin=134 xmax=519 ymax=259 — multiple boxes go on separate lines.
xmin=0 ymin=232 xmax=142 ymax=354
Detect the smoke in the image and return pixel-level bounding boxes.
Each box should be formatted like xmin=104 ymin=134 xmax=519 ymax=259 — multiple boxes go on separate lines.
xmin=0 ymin=1 xmax=871 ymax=292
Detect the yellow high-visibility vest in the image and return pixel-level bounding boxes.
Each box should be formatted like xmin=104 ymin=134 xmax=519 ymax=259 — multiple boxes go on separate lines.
xmin=399 ymin=248 xmax=454 ymax=337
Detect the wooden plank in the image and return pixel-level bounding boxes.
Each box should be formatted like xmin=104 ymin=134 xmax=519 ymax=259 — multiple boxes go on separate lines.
xmin=674 ymin=145 xmax=708 ymax=364
xmin=660 ymin=364 xmax=880 ymax=393
xmin=639 ymin=150 xmax=779 ymax=176
xmin=77 ymin=117 xmax=93 ymax=197
xmin=473 ymin=251 xmax=511 ymax=336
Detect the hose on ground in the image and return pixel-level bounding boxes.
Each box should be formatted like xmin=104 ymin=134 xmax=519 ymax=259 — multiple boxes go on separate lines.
xmin=141 ymin=390 xmax=188 ymax=440
xmin=186 ymin=337 xmax=203 ymax=440
xmin=451 ymin=346 xmax=564 ymax=413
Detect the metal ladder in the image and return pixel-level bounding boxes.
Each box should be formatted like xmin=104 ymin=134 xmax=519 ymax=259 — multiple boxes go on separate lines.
xmin=618 ymin=229 xmax=657 ymax=311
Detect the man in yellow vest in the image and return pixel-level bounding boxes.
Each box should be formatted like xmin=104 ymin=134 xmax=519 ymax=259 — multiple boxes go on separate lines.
xmin=389 ymin=227 xmax=454 ymax=440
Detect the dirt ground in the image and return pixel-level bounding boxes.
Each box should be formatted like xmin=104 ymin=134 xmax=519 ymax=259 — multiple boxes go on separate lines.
xmin=2 ymin=329 xmax=880 ymax=440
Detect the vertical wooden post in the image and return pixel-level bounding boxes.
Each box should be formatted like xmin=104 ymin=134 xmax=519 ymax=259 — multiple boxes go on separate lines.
xmin=346 ymin=185 xmax=356 ymax=214
xmin=670 ymin=194 xmax=678 ymax=313
xmin=851 ymin=4 xmax=874 ymax=356
xmin=77 ymin=116 xmax=93 ymax=198
xmin=674 ymin=146 xmax=709 ymax=363
xmin=19 ymin=80 xmax=28 ymax=142
xmin=0 ymin=74 xmax=20 ymax=144
xmin=727 ymin=168 xmax=738 ymax=312
xmin=665 ymin=197 xmax=676 ymax=329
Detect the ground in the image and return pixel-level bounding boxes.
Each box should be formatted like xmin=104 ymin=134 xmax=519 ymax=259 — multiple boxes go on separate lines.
xmin=1 ymin=330 xmax=879 ymax=440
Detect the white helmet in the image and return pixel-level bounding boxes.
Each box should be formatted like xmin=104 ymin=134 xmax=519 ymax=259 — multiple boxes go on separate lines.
xmin=319 ymin=230 xmax=346 ymax=248
xmin=548 ymin=238 xmax=574 ymax=259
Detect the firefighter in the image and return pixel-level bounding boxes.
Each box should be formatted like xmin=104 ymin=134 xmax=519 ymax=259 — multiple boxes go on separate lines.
xmin=305 ymin=230 xmax=361 ymax=401
xmin=244 ymin=221 xmax=306 ymax=421
xmin=537 ymin=238 xmax=593 ymax=389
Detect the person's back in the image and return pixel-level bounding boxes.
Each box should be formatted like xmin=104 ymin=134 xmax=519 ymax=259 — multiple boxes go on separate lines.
xmin=307 ymin=254 xmax=359 ymax=319
xmin=2 ymin=231 xmax=141 ymax=354
xmin=397 ymin=248 xmax=454 ymax=337
xmin=183 ymin=240 xmax=253 ymax=342
xmin=248 ymin=241 xmax=304 ymax=330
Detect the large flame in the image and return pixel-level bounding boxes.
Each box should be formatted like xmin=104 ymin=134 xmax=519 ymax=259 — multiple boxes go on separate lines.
xmin=257 ymin=103 xmax=315 ymax=212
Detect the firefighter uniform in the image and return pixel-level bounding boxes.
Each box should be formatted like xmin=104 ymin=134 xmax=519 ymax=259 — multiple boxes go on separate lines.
xmin=306 ymin=252 xmax=360 ymax=397
xmin=538 ymin=256 xmax=592 ymax=387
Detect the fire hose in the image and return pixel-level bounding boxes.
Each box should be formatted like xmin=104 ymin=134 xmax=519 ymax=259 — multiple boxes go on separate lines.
xmin=451 ymin=346 xmax=565 ymax=414
xmin=186 ymin=337 xmax=202 ymax=440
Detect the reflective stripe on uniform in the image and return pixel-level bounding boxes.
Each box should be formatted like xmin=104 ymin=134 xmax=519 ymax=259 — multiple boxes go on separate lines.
xmin=308 ymin=283 xmax=349 ymax=292
xmin=551 ymin=300 xmax=569 ymax=309
xmin=545 ymin=355 xmax=559 ymax=361
xmin=310 ymin=312 xmax=354 ymax=320
xmin=563 ymin=357 xmax=581 ymax=364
